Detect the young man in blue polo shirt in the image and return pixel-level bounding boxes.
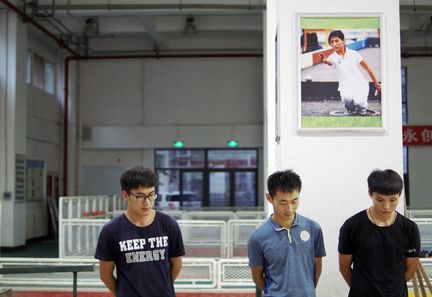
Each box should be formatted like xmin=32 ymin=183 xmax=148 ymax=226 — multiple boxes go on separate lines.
xmin=247 ymin=169 xmax=326 ymax=297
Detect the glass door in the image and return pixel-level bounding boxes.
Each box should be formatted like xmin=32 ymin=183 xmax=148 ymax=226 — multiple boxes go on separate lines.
xmin=181 ymin=171 xmax=203 ymax=209
xmin=209 ymin=171 xmax=230 ymax=207
xmin=209 ymin=170 xmax=257 ymax=208
xmin=234 ymin=171 xmax=257 ymax=207
xmin=156 ymin=169 xmax=203 ymax=210
xmin=155 ymin=148 xmax=259 ymax=209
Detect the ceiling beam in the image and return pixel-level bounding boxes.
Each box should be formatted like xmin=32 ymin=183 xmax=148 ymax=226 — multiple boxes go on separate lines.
xmin=36 ymin=3 xmax=265 ymax=15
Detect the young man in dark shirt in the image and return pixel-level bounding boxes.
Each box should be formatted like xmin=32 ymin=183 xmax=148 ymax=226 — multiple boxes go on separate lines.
xmin=95 ymin=166 xmax=185 ymax=297
xmin=338 ymin=169 xmax=420 ymax=297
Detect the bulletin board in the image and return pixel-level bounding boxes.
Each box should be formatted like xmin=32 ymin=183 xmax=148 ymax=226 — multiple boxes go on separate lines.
xmin=26 ymin=159 xmax=46 ymax=201
xmin=15 ymin=154 xmax=25 ymax=201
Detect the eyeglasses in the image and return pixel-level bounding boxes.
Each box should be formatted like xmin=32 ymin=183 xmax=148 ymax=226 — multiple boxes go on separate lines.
xmin=128 ymin=192 xmax=158 ymax=202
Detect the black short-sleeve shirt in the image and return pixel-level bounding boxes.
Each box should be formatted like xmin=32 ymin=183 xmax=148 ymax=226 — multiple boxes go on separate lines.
xmin=95 ymin=211 xmax=185 ymax=297
xmin=338 ymin=210 xmax=420 ymax=297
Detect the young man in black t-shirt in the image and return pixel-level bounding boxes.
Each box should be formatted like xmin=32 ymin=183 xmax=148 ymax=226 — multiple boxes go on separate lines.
xmin=95 ymin=166 xmax=185 ymax=297
xmin=338 ymin=169 xmax=420 ymax=297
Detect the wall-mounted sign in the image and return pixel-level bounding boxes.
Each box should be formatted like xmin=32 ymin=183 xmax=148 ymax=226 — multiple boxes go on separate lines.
xmin=26 ymin=159 xmax=46 ymax=200
xmin=403 ymin=125 xmax=432 ymax=145
xmin=15 ymin=154 xmax=25 ymax=201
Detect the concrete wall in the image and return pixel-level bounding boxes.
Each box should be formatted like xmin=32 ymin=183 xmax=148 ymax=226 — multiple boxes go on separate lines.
xmin=402 ymin=57 xmax=432 ymax=209
xmin=77 ymin=57 xmax=264 ymax=196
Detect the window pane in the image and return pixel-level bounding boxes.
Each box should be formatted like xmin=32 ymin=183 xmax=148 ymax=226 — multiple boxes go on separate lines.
xmin=155 ymin=149 xmax=205 ymax=169
xmin=401 ymin=67 xmax=407 ymax=103
xmin=208 ymin=150 xmax=257 ymax=169
xmin=156 ymin=170 xmax=179 ymax=209
xmin=403 ymin=147 xmax=408 ymax=175
xmin=26 ymin=51 xmax=32 ymax=84
xmin=181 ymin=171 xmax=203 ymax=209
xmin=235 ymin=172 xmax=256 ymax=207
xmin=32 ymin=53 xmax=44 ymax=89
xmin=401 ymin=67 xmax=407 ymax=124
xmin=44 ymin=62 xmax=55 ymax=94
xmin=209 ymin=172 xmax=230 ymax=207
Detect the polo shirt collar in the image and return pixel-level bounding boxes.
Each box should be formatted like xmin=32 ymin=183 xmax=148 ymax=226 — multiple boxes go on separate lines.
xmin=269 ymin=213 xmax=300 ymax=231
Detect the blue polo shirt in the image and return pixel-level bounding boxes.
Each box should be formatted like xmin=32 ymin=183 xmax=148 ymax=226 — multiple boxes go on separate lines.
xmin=248 ymin=213 xmax=326 ymax=297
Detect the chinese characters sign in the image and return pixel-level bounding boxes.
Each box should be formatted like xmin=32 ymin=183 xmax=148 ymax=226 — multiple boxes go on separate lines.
xmin=403 ymin=125 xmax=432 ymax=145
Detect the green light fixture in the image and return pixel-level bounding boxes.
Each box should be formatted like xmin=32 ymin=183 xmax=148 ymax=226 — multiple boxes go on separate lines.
xmin=172 ymin=127 xmax=185 ymax=148
xmin=226 ymin=124 xmax=239 ymax=147
xmin=226 ymin=140 xmax=239 ymax=147
xmin=172 ymin=140 xmax=185 ymax=148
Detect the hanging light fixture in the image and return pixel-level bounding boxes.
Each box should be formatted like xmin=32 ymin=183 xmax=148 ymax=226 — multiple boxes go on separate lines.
xmin=227 ymin=140 xmax=239 ymax=148
xmin=173 ymin=127 xmax=185 ymax=148
xmin=83 ymin=17 xmax=98 ymax=37
xmin=183 ymin=16 xmax=198 ymax=35
xmin=227 ymin=124 xmax=239 ymax=147
xmin=173 ymin=140 xmax=185 ymax=148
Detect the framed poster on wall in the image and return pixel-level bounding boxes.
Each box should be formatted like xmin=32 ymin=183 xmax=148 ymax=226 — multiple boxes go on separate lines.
xmin=298 ymin=15 xmax=384 ymax=132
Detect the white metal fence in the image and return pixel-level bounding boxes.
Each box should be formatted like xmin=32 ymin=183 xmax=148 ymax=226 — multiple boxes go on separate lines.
xmin=412 ymin=218 xmax=432 ymax=255
xmin=59 ymin=218 xmax=263 ymax=259
xmin=228 ymin=220 xmax=263 ymax=258
xmin=407 ymin=210 xmax=432 ymax=219
xmin=2 ymin=257 xmax=432 ymax=292
xmin=59 ymin=196 xmax=264 ymax=259
xmin=7 ymin=201 xmax=432 ymax=292
xmin=52 ymin=195 xmax=264 ymax=291
xmin=0 ymin=257 xmax=226 ymax=290
xmin=180 ymin=220 xmax=227 ymax=258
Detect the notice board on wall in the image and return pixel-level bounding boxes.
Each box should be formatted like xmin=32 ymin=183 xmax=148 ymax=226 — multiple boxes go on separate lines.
xmin=26 ymin=159 xmax=46 ymax=201
xmin=15 ymin=154 xmax=26 ymax=201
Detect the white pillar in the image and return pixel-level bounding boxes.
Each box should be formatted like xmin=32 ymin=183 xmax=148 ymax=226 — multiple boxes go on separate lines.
xmin=0 ymin=9 xmax=27 ymax=247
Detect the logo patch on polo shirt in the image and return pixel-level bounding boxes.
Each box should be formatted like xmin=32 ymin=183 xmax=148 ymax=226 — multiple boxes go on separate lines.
xmin=300 ymin=230 xmax=310 ymax=242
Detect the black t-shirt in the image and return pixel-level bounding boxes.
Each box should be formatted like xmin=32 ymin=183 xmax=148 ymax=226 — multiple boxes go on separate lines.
xmin=95 ymin=211 xmax=185 ymax=297
xmin=338 ymin=210 xmax=420 ymax=297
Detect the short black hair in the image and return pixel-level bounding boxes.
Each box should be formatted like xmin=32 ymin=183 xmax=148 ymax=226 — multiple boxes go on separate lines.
xmin=267 ymin=169 xmax=302 ymax=197
xmin=328 ymin=30 xmax=345 ymax=43
xmin=120 ymin=165 xmax=157 ymax=192
xmin=367 ymin=169 xmax=403 ymax=196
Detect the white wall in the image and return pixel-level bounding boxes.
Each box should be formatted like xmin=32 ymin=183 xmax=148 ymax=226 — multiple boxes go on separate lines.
xmin=25 ymin=30 xmax=63 ymax=240
xmin=26 ymin=85 xmax=62 ymax=171
xmin=402 ymin=57 xmax=432 ymax=209
xmin=77 ymin=57 xmax=264 ymax=195
xmin=79 ymin=58 xmax=262 ymax=126
xmin=25 ymin=82 xmax=61 ymax=240
xmin=267 ymin=1 xmax=403 ymax=296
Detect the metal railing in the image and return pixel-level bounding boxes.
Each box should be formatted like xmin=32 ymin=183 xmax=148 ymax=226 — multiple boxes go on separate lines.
xmin=0 ymin=264 xmax=94 ymax=297
xmin=256 ymin=287 xmax=262 ymax=297
xmin=0 ymin=257 xmax=252 ymax=290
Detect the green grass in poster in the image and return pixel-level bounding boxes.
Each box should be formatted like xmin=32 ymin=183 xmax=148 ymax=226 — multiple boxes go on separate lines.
xmin=300 ymin=17 xmax=380 ymax=29
xmin=302 ymin=116 xmax=382 ymax=128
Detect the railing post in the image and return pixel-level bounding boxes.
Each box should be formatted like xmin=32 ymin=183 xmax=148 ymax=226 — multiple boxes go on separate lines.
xmin=0 ymin=264 xmax=94 ymax=297
xmin=73 ymin=271 xmax=78 ymax=297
